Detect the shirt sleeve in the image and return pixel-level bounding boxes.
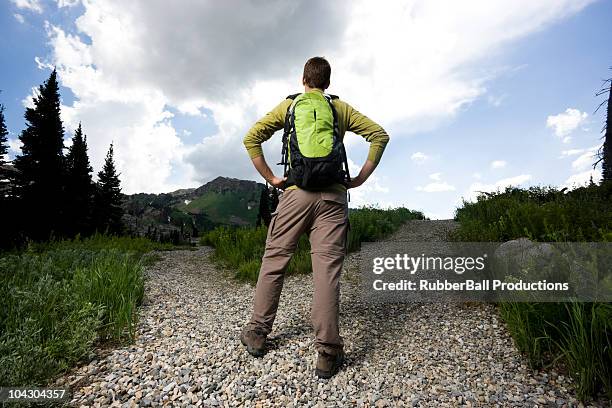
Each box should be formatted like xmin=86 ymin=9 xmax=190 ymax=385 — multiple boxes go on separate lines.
xmin=346 ymin=103 xmax=390 ymax=164
xmin=243 ymin=99 xmax=290 ymax=159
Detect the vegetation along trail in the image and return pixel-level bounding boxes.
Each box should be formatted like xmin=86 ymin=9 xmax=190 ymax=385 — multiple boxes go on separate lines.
xmin=55 ymin=220 xmax=607 ymax=407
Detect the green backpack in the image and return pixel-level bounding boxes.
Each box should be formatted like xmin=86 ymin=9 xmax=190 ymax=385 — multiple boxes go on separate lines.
xmin=279 ymin=92 xmax=350 ymax=190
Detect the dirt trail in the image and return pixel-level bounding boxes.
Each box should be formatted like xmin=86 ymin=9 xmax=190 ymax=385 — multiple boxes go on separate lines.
xmin=55 ymin=220 xmax=605 ymax=407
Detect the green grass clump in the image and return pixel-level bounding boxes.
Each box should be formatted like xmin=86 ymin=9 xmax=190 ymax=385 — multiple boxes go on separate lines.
xmin=453 ymin=183 xmax=612 ymax=242
xmin=0 ymin=234 xmax=169 ymax=387
xmin=347 ymin=206 xmax=423 ymax=251
xmin=201 ymin=206 xmax=424 ymax=282
xmin=453 ymin=182 xmax=612 ymax=401
xmin=24 ymin=232 xmax=175 ymax=255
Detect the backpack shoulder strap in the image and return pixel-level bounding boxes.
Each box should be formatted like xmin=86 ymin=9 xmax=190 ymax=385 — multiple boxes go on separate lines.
xmin=279 ymin=94 xmax=300 ymax=176
xmin=323 ymin=93 xmax=350 ymax=184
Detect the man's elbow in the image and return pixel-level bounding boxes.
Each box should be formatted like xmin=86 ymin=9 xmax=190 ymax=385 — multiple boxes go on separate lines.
xmin=377 ymin=129 xmax=390 ymax=146
xmin=242 ymin=133 xmax=252 ymax=149
xmin=381 ymin=132 xmax=390 ymax=145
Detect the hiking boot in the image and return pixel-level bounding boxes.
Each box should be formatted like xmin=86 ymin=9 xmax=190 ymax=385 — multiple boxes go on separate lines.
xmin=315 ymin=350 xmax=344 ymax=379
xmin=240 ymin=327 xmax=267 ymax=357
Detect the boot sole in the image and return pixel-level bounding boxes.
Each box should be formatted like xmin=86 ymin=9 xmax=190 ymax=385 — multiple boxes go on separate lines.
xmin=315 ymin=367 xmax=337 ymax=379
xmin=240 ymin=336 xmax=265 ymax=357
xmin=315 ymin=356 xmax=344 ymax=379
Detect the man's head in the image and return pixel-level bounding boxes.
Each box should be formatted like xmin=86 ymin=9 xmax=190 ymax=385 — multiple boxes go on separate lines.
xmin=302 ymin=57 xmax=331 ymax=90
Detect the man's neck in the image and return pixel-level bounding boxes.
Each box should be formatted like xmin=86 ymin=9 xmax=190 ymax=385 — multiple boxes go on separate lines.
xmin=304 ymin=86 xmax=324 ymax=93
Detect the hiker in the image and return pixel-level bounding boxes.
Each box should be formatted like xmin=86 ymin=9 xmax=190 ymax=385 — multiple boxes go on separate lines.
xmin=240 ymin=56 xmax=389 ymax=378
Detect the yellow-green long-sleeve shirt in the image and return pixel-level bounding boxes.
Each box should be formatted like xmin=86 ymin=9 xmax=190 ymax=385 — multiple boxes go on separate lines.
xmin=243 ymin=88 xmax=389 ymax=191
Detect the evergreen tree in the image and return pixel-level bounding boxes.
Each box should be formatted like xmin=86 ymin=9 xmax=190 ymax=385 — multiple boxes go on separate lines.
xmin=0 ymin=102 xmax=16 ymax=248
xmin=94 ymin=143 xmax=124 ymax=234
xmin=0 ymin=102 xmax=10 ymax=194
xmin=65 ymin=123 xmax=94 ymax=236
xmin=13 ymin=69 xmax=66 ymax=240
xmin=595 ymin=74 xmax=611 ymax=182
xmin=0 ymin=103 xmax=7 ymax=167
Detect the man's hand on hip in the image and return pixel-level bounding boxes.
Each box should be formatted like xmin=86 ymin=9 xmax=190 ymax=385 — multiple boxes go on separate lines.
xmin=347 ymin=176 xmax=364 ymax=189
xmin=347 ymin=159 xmax=378 ymax=189
xmin=270 ymin=176 xmax=287 ymax=189
xmin=251 ymin=156 xmax=287 ymax=189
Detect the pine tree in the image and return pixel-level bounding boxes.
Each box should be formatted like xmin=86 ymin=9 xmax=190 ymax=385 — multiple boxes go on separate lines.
xmin=0 ymin=102 xmax=10 ymax=192
xmin=595 ymin=75 xmax=611 ymax=182
xmin=0 ymin=103 xmax=8 ymax=167
xmin=65 ymin=123 xmax=94 ymax=236
xmin=94 ymin=143 xmax=124 ymax=234
xmin=0 ymin=102 xmax=14 ymax=247
xmin=13 ymin=69 xmax=66 ymax=240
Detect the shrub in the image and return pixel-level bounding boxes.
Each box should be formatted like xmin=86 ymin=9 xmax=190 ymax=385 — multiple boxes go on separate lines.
xmin=0 ymin=234 xmax=167 ymax=387
xmin=453 ymin=182 xmax=612 ymax=400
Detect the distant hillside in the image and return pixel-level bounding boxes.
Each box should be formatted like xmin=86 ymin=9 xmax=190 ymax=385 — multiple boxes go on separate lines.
xmin=122 ymin=176 xmax=264 ymax=239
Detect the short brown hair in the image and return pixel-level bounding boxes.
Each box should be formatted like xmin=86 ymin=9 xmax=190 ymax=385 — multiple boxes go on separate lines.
xmin=303 ymin=57 xmax=331 ymax=90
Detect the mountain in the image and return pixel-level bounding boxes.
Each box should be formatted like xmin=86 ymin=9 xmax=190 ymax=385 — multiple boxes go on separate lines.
xmin=122 ymin=176 xmax=265 ymax=240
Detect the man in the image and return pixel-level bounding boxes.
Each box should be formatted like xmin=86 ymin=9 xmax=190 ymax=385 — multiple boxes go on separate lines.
xmin=240 ymin=57 xmax=389 ymax=378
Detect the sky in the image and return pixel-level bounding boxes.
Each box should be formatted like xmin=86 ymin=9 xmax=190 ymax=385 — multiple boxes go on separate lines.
xmin=1 ymin=0 xmax=610 ymax=219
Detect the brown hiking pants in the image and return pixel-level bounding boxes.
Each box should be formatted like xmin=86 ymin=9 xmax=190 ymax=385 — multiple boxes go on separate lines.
xmin=246 ymin=187 xmax=349 ymax=355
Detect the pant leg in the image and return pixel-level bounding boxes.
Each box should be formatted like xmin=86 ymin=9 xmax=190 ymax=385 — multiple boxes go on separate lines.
xmin=309 ymin=190 xmax=349 ymax=355
xmin=247 ymin=189 xmax=316 ymax=334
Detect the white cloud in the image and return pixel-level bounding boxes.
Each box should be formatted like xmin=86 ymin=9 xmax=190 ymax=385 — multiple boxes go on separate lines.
xmin=564 ymin=169 xmax=601 ymax=188
xmin=14 ymin=13 xmax=25 ymax=23
xmin=38 ymin=0 xmax=594 ymax=195
xmin=571 ymin=149 xmax=597 ymax=171
xmin=416 ymin=182 xmax=456 ymax=193
xmin=11 ymin=0 xmax=42 ymax=13
xmin=561 ymin=145 xmax=600 ymax=188
xmin=411 ymin=152 xmax=429 ymax=164
xmin=490 ymin=160 xmax=507 ymax=169
xmin=332 ymin=1 xmax=593 ymax=131
xmin=7 ymin=138 xmax=23 ymax=156
xmin=346 ymin=159 xmax=390 ymax=207
xmin=465 ymin=174 xmax=532 ymax=202
xmin=487 ymin=94 xmax=506 ymax=107
xmin=560 ymin=148 xmax=586 ymax=157
xmin=21 ymin=87 xmax=38 ymax=109
xmin=416 ymin=172 xmax=455 ymax=192
xmin=56 ymin=0 xmax=80 ymax=7
xmin=546 ymin=108 xmax=588 ymax=142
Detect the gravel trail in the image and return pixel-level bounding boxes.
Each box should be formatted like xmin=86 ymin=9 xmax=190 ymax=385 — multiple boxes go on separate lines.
xmin=55 ymin=220 xmax=608 ymax=407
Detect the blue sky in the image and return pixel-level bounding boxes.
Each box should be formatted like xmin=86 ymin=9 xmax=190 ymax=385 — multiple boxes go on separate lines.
xmin=1 ymin=0 xmax=610 ymax=218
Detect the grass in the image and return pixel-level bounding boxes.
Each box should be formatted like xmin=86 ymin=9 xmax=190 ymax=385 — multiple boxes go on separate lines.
xmin=0 ymin=233 xmax=172 ymax=387
xmin=452 ymin=183 xmax=612 ymax=242
xmin=453 ymin=181 xmax=612 ymax=401
xmin=553 ymin=302 xmax=612 ymax=399
xmin=201 ymin=205 xmax=424 ymax=282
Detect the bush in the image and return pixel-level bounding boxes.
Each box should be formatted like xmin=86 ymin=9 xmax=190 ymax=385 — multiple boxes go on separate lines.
xmin=0 ymin=234 xmax=168 ymax=387
xmin=453 ymin=182 xmax=612 ymax=400
xmin=453 ymin=183 xmax=612 ymax=242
